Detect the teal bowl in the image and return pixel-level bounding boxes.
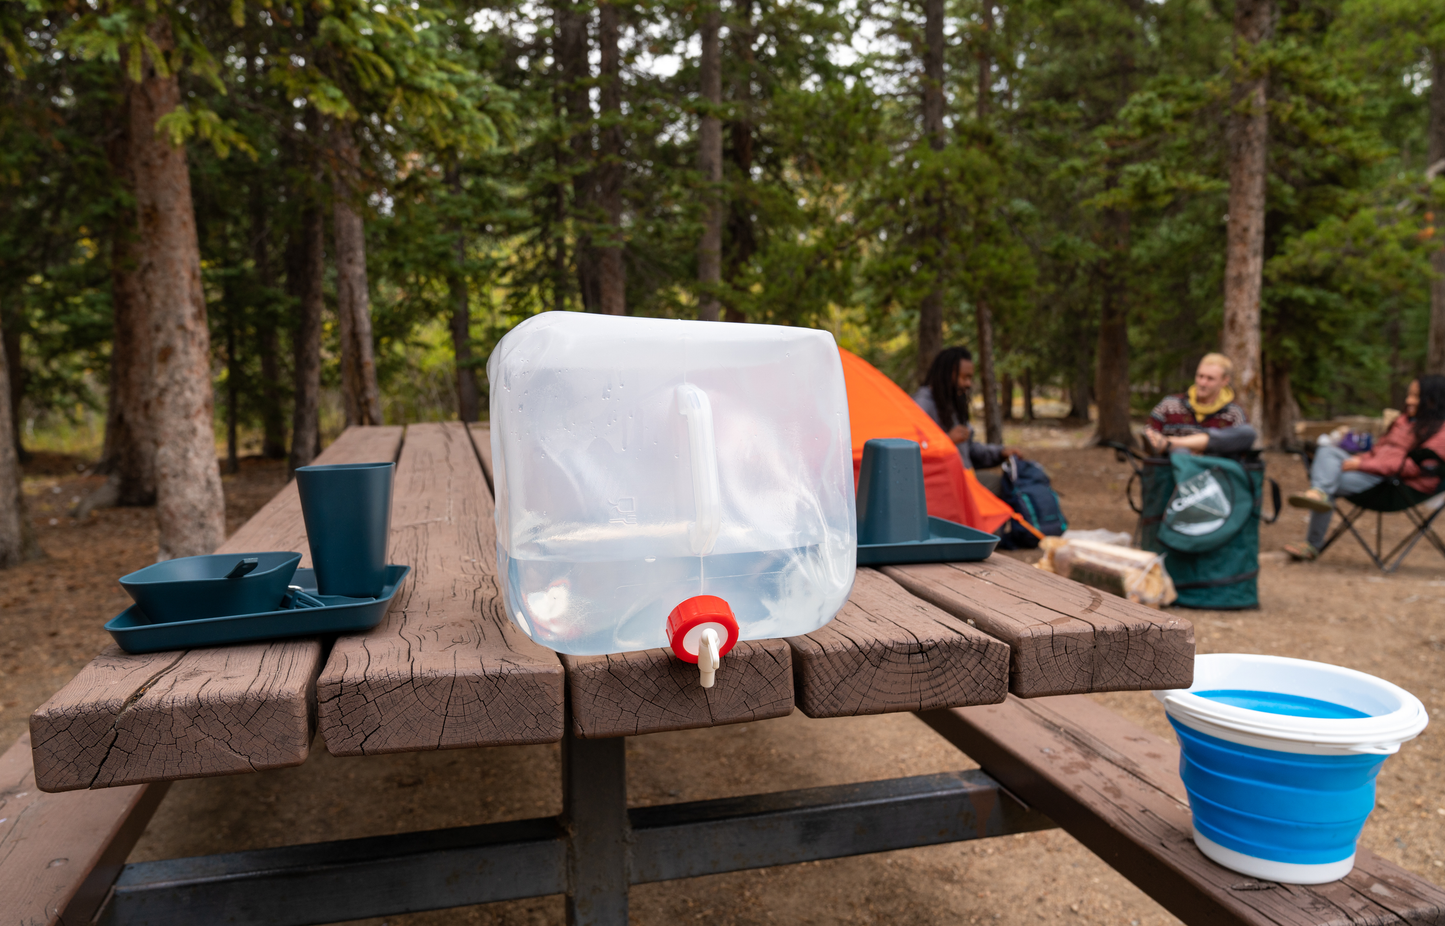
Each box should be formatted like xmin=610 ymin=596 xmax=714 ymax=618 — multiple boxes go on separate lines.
xmin=119 ymin=552 xmax=303 ymax=623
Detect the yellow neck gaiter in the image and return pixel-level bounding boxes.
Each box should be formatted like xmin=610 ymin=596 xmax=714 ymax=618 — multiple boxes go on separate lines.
xmin=1187 ymin=385 xmax=1234 ymax=422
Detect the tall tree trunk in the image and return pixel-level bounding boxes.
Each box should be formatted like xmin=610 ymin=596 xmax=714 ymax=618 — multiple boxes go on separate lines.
xmin=288 ymin=203 xmax=324 ymax=475
xmin=252 ymin=177 xmax=287 ymax=459
xmin=446 ymin=166 xmax=480 ymax=423
xmin=1221 ymin=0 xmax=1273 ymax=429
xmin=1022 ymin=368 xmax=1034 ymax=421
xmin=130 ymin=20 xmax=225 ymax=559
xmin=1095 ymin=210 xmax=1133 ymax=445
xmin=331 ymin=125 xmax=383 ymax=427
xmin=1000 ymin=371 xmax=1013 ymax=421
xmin=597 ymin=1 xmax=626 ymax=315
xmin=0 ymin=306 xmax=42 ymax=568
xmin=972 ymin=2 xmax=1004 ymax=443
xmin=557 ymin=0 xmax=599 ymax=312
xmin=1094 ymin=285 xmax=1132 ymax=444
xmin=96 ymin=87 xmax=157 ymax=506
xmin=697 ymin=3 xmax=723 ymax=321
xmin=1068 ymin=342 xmax=1094 ymax=424
xmin=916 ymin=0 xmax=946 ymax=385
xmin=2 ymin=311 xmax=20 ymax=462
xmin=1263 ymin=358 xmax=1298 ymax=450
xmin=1426 ymin=48 xmax=1445 ymax=373
xmin=225 ymin=309 xmax=239 ymax=474
xmin=724 ymin=0 xmax=757 ymax=324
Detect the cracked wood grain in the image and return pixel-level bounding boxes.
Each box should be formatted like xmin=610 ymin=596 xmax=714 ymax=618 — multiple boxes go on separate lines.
xmin=29 ymin=426 xmax=404 ymax=792
xmin=884 ymin=555 xmax=1194 ymax=698
xmin=919 ymin=695 xmax=1445 ymax=926
xmin=2 ymin=734 xmax=170 ymax=926
xmin=562 ymin=639 xmax=794 ymax=739
xmin=786 ymin=568 xmax=1010 ymax=718
xmin=317 ymin=422 xmax=564 ymax=755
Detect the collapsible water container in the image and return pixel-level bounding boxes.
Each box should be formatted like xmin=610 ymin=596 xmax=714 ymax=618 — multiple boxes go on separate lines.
xmin=1157 ymin=654 xmax=1427 ymax=883
xmin=487 ymin=312 xmax=857 ymax=681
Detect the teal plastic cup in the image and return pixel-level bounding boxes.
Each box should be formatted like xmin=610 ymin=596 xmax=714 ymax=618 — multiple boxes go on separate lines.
xmin=295 ymin=462 xmax=395 ymax=598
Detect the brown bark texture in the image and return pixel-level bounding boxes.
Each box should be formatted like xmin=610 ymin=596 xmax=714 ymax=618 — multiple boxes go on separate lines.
xmin=1263 ymin=358 xmax=1299 ymax=449
xmin=129 ymin=22 xmax=226 ymax=559
xmin=1022 ymin=368 xmax=1034 ymax=421
xmin=976 ymin=303 xmax=1003 ymax=444
xmin=331 ymin=125 xmax=383 ymax=427
xmin=597 ymin=1 xmax=626 ymax=316
xmin=252 ymin=180 xmax=287 ymax=459
xmin=1426 ymin=49 xmax=1445 ymax=374
xmin=99 ymin=90 xmax=157 ymax=506
xmin=1094 ymin=287 xmax=1132 ymax=445
xmin=915 ymin=0 xmax=947 ymax=386
xmin=446 ymin=167 xmax=480 ymax=423
xmin=2 ymin=318 xmax=18 ymax=462
xmin=697 ymin=6 xmax=724 ymax=322
xmin=1000 ymin=372 xmax=1013 ymax=421
xmin=288 ymin=204 xmax=324 ymax=475
xmin=0 ymin=307 xmax=42 ymax=567
xmin=724 ymin=0 xmax=757 ymax=324
xmin=972 ymin=8 xmax=1004 ymax=444
xmin=1093 ymin=206 xmax=1133 ymax=445
xmin=1221 ymin=0 xmax=1273 ymax=429
xmin=557 ymin=0 xmax=599 ymax=313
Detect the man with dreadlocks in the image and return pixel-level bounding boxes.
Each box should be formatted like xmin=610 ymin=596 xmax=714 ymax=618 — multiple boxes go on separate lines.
xmin=912 ymin=346 xmax=1023 ymax=491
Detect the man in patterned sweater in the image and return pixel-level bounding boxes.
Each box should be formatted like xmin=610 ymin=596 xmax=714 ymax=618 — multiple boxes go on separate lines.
xmin=1142 ymin=353 xmax=1257 ymax=456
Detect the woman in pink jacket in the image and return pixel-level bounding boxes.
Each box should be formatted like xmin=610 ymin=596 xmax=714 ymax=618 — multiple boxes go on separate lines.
xmin=1284 ymin=375 xmax=1445 ymax=561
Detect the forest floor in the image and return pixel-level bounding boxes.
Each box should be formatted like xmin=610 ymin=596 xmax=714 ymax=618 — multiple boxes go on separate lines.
xmin=4 ymin=422 xmax=1444 ymax=926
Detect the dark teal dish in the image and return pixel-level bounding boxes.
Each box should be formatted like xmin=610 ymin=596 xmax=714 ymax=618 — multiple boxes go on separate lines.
xmin=106 ymin=565 xmax=409 ymax=654
xmin=854 ymin=438 xmax=1000 ymax=565
xmin=119 ymin=551 xmax=303 ymax=623
xmin=856 ymin=517 xmax=999 ymax=565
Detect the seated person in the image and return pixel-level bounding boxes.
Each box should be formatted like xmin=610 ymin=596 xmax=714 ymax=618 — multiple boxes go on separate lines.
xmin=913 ymin=346 xmax=1023 ymax=491
xmin=1283 ymin=375 xmax=1445 ymax=561
xmin=1142 ymin=353 xmax=1257 ymax=456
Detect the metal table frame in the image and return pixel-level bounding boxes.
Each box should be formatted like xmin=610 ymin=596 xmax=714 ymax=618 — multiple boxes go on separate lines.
xmin=96 ymin=719 xmax=1055 ymax=926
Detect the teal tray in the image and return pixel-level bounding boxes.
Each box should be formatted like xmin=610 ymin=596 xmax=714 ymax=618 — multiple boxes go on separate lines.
xmin=856 ymin=517 xmax=999 ymax=566
xmin=105 ymin=565 xmax=410 ymax=654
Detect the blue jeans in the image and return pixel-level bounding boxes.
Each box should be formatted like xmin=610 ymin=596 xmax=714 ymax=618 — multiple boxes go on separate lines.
xmin=1306 ymin=445 xmax=1383 ymax=548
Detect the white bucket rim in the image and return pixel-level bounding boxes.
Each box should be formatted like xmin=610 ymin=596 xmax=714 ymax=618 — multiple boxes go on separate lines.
xmin=1155 ymin=654 xmax=1428 ymax=755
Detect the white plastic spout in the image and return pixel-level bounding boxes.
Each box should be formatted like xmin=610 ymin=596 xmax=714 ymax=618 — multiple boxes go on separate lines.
xmin=698 ymin=628 xmax=722 ymax=688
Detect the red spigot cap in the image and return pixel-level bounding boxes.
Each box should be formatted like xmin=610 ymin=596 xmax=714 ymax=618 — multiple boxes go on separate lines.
xmin=665 ymin=595 xmax=739 ymax=664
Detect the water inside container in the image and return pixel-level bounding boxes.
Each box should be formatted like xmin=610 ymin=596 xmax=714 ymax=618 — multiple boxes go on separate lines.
xmin=502 ymin=545 xmax=850 ymax=655
xmin=1195 ymin=689 xmax=1372 ymax=720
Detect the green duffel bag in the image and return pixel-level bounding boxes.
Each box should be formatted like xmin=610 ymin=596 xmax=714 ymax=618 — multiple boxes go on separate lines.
xmin=1127 ymin=449 xmax=1279 ymax=610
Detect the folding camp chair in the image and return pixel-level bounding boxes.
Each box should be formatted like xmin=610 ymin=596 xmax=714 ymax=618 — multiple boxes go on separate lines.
xmin=1307 ymin=446 xmax=1445 ymax=573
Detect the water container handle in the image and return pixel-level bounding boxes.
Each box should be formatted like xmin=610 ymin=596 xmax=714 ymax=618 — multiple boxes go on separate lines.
xmin=677 ymin=384 xmax=722 ymax=555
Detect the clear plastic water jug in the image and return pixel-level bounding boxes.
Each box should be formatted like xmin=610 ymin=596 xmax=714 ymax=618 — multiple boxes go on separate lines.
xmin=487 ymin=312 xmax=856 ymax=669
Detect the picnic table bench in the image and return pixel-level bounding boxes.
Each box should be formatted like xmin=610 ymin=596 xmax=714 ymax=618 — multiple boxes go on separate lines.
xmin=6 ymin=422 xmax=1443 ymax=925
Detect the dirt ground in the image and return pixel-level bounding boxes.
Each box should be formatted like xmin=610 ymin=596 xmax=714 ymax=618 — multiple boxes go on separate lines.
xmin=3 ymin=422 xmax=1444 ymax=926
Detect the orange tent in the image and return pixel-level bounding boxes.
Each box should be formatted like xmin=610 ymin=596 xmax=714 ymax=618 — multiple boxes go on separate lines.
xmin=838 ymin=348 xmax=1019 ymax=536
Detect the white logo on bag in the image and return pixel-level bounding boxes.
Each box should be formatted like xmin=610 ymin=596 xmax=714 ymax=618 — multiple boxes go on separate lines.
xmin=1168 ymin=471 xmax=1231 ymax=536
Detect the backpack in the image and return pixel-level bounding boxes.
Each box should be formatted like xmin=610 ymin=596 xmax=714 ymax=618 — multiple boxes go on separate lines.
xmin=998 ymin=457 xmax=1067 ymax=549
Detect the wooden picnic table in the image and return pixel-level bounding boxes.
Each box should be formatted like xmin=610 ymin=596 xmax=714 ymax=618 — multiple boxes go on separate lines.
xmin=14 ymin=422 xmax=1445 ymax=926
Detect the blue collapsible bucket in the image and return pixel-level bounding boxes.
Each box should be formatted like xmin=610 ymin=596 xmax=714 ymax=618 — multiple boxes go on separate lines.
xmin=1156 ymin=654 xmax=1427 ymax=884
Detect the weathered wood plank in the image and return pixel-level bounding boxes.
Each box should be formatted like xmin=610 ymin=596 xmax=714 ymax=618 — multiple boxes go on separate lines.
xmin=563 ymin=640 xmax=794 ymax=739
xmin=919 ymin=695 xmax=1445 ymax=926
xmin=317 ymin=422 xmax=564 ymax=755
xmin=2 ymin=734 xmax=169 ymax=926
xmin=29 ymin=427 xmax=403 ymax=792
xmin=786 ymin=568 xmax=1010 ymax=718
xmin=884 ymin=555 xmax=1194 ymax=698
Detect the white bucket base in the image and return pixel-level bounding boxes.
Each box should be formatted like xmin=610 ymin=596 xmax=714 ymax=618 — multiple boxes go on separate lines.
xmin=1193 ymin=829 xmax=1354 ymax=884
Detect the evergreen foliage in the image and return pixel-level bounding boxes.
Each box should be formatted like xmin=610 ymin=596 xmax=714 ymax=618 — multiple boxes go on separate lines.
xmin=1 ymin=0 xmax=1440 ymax=453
